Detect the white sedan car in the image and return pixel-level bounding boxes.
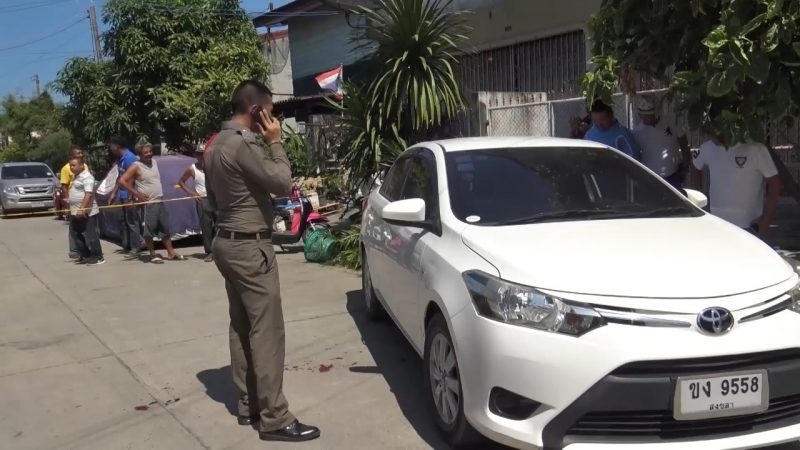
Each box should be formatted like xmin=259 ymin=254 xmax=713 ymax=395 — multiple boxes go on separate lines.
xmin=359 ymin=137 xmax=800 ymax=450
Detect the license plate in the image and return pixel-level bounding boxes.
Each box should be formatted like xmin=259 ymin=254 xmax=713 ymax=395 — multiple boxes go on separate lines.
xmin=30 ymin=202 xmax=45 ymax=208
xmin=673 ymin=370 xmax=769 ymax=420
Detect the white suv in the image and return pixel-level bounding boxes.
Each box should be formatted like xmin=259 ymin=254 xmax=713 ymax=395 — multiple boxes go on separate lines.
xmin=360 ymin=137 xmax=800 ymax=450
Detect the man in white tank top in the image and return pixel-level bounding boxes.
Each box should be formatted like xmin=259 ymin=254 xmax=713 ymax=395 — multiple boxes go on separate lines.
xmin=178 ymin=151 xmax=215 ymax=261
xmin=118 ymin=144 xmax=186 ymax=264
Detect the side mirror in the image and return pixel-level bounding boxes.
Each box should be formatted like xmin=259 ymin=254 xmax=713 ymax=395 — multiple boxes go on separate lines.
xmin=381 ymin=198 xmax=426 ymax=226
xmin=684 ymin=189 xmax=708 ymax=209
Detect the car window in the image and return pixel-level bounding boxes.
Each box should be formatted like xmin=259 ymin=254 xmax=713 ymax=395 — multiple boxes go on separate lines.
xmin=444 ymin=146 xmax=701 ymax=226
xmin=380 ymin=157 xmax=410 ymax=201
xmin=1 ymin=165 xmax=53 ymax=180
xmin=401 ymin=154 xmax=437 ymax=221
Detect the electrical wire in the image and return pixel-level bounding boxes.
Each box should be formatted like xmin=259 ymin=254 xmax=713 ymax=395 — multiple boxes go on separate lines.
xmin=0 ymin=0 xmax=75 ymax=14
xmin=0 ymin=17 xmax=88 ymax=52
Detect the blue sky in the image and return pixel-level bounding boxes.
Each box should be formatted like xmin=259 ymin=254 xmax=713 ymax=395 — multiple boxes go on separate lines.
xmin=0 ymin=0 xmax=291 ymax=102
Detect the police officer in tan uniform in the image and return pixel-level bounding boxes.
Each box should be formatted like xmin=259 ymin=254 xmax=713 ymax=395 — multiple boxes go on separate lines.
xmin=205 ymin=80 xmax=320 ymax=443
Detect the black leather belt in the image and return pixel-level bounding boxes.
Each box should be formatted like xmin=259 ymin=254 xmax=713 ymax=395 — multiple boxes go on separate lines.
xmin=216 ymin=229 xmax=271 ymax=240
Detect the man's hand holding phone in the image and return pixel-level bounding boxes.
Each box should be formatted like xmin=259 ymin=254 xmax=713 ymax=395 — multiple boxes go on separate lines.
xmin=255 ymin=108 xmax=282 ymax=145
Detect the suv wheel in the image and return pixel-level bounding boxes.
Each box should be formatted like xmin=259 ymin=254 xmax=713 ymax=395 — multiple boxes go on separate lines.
xmin=361 ymin=249 xmax=386 ymax=320
xmin=424 ymin=313 xmax=482 ymax=447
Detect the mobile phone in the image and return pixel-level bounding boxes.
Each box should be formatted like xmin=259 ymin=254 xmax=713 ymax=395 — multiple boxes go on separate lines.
xmin=250 ymin=105 xmax=264 ymax=123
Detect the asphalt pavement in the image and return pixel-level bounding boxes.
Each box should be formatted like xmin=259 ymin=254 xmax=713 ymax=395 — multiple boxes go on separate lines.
xmin=0 ymin=215 xmax=798 ymax=450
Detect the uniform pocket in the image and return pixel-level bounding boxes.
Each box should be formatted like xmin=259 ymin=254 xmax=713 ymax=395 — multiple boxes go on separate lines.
xmin=256 ymin=241 xmax=275 ymax=275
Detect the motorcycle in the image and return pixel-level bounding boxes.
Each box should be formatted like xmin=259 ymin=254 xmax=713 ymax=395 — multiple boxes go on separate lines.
xmin=272 ymin=187 xmax=331 ymax=251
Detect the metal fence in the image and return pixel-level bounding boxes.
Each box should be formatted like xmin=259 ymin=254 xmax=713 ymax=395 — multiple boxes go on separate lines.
xmin=484 ymin=90 xmax=800 ymax=185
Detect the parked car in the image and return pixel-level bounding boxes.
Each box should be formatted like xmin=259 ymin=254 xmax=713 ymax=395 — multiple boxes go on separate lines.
xmin=0 ymin=162 xmax=58 ymax=215
xmin=360 ymin=137 xmax=800 ymax=450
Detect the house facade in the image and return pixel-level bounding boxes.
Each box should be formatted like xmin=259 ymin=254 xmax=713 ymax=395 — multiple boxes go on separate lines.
xmin=253 ymin=0 xmax=600 ymax=99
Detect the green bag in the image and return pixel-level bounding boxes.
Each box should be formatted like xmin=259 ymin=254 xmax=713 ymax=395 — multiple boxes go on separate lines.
xmin=304 ymin=229 xmax=340 ymax=263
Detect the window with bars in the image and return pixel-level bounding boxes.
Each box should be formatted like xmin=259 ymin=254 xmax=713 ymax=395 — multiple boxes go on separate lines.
xmin=455 ymin=30 xmax=587 ymax=95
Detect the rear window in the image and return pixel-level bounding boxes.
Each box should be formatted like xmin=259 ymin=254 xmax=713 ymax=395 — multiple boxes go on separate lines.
xmin=1 ymin=165 xmax=53 ymax=180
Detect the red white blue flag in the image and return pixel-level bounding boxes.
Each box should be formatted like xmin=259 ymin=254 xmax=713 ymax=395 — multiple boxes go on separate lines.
xmin=315 ymin=66 xmax=343 ymax=94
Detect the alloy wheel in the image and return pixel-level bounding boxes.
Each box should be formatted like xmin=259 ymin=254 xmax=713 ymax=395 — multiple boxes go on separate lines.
xmin=429 ymin=333 xmax=460 ymax=425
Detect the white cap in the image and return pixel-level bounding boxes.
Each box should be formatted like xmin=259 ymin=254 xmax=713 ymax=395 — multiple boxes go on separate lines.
xmin=636 ymin=96 xmax=658 ymax=115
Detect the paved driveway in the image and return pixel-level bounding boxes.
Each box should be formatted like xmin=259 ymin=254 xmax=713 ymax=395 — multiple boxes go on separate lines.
xmin=0 ymin=215 xmax=797 ymax=450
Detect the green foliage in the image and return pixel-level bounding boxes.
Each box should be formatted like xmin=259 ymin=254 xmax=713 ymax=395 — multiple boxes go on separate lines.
xmin=54 ymin=0 xmax=269 ymax=149
xmin=583 ymin=0 xmax=800 ymax=144
xmin=0 ymin=93 xmax=74 ymax=170
xmin=354 ymin=0 xmax=468 ymax=130
xmin=332 ymin=225 xmax=362 ymax=270
xmin=282 ymin=123 xmax=310 ymax=177
xmin=330 ymin=82 xmax=405 ymax=196
xmin=580 ymin=55 xmax=620 ymax=108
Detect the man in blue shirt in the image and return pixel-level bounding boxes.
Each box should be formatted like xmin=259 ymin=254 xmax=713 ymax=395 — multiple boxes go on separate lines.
xmin=584 ymin=100 xmax=642 ymax=161
xmin=108 ymin=137 xmax=143 ymax=254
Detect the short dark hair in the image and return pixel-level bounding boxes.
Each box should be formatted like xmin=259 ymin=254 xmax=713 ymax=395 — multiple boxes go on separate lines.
xmin=231 ymin=80 xmax=273 ymax=115
xmin=109 ymin=136 xmax=126 ymax=147
xmin=590 ymin=100 xmax=614 ymax=116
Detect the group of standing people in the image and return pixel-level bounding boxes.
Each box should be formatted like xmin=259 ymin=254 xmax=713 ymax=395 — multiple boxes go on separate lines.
xmin=577 ymin=95 xmax=782 ymax=235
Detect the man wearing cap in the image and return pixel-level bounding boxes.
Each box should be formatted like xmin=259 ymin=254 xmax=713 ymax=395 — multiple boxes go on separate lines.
xmin=633 ymin=95 xmax=691 ymax=192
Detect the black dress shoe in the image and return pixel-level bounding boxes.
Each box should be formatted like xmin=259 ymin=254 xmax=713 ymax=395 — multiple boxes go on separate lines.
xmin=237 ymin=415 xmax=259 ymax=426
xmin=259 ymin=420 xmax=320 ymax=442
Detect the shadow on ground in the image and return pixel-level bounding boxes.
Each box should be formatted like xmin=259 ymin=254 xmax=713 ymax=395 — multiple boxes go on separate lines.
xmin=345 ymin=290 xmax=511 ymax=450
xmin=196 ymin=366 xmax=238 ymax=417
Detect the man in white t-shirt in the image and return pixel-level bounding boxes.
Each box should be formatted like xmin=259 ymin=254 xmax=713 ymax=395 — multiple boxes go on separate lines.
xmin=68 ymin=157 xmax=104 ymax=265
xmin=691 ymin=136 xmax=782 ymax=234
xmin=633 ymin=95 xmax=691 ymax=191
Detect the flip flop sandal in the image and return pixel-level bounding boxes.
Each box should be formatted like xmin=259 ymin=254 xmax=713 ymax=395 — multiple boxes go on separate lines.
xmin=151 ymin=256 xmax=165 ymax=264
xmin=167 ymin=254 xmax=187 ymax=261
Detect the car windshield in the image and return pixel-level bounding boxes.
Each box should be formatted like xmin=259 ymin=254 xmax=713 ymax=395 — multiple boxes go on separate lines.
xmin=444 ymin=146 xmax=701 ymax=226
xmin=1 ymin=165 xmax=53 ymax=180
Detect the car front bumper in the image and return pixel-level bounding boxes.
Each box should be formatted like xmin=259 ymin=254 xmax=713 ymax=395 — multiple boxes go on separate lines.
xmin=450 ymin=301 xmax=800 ymax=450
xmin=2 ymin=194 xmax=54 ymax=212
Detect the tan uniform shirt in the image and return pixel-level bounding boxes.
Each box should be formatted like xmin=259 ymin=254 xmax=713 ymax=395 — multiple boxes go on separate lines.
xmin=205 ymin=121 xmax=292 ymax=234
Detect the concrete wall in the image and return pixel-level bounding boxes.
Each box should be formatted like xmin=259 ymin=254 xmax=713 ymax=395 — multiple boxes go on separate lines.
xmin=455 ymin=0 xmax=601 ymax=52
xmin=287 ymin=2 xmax=372 ymax=80
xmin=264 ymin=34 xmax=294 ymax=101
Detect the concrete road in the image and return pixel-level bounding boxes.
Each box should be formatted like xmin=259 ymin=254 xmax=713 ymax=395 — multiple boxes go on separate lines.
xmin=0 ymin=216 xmax=454 ymax=450
xmin=0 ymin=216 xmax=798 ymax=450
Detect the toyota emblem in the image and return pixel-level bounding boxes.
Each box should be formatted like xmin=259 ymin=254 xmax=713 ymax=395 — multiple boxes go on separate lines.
xmin=696 ymin=307 xmax=734 ymax=335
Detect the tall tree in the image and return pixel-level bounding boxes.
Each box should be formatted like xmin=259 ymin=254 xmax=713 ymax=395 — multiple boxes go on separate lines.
xmin=0 ymin=93 xmax=72 ymax=171
xmin=55 ymin=0 xmax=269 ymax=149
xmin=584 ymin=0 xmax=800 ymax=144
xmin=583 ymin=0 xmax=800 ymax=201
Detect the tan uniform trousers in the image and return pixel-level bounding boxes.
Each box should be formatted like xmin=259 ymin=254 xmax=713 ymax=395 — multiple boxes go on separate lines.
xmin=212 ymin=235 xmax=295 ymax=432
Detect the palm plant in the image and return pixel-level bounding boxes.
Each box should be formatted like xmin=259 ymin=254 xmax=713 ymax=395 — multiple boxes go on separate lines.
xmin=330 ymin=82 xmax=406 ymax=197
xmin=355 ymin=0 xmax=469 ymax=130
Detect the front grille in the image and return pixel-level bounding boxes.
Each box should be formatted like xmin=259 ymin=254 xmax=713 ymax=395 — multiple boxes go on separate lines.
xmin=567 ymin=394 xmax=800 ymax=440
xmin=19 ymin=185 xmax=50 ymax=194
xmin=613 ymin=349 xmax=800 ymax=376
xmin=19 ymin=196 xmax=52 ymax=203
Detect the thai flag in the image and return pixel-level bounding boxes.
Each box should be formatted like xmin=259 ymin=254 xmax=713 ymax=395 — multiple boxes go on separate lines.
xmin=315 ymin=66 xmax=343 ymax=94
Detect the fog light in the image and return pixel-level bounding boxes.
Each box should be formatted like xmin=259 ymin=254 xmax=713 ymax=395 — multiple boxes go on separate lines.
xmin=489 ymin=387 xmax=540 ymax=420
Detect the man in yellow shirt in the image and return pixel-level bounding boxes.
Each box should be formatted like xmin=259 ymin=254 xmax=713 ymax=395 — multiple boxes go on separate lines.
xmin=61 ymin=148 xmax=88 ymax=259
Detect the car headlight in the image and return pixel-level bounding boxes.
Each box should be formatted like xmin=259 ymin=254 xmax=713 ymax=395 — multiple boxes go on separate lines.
xmin=779 ymin=254 xmax=800 ymax=314
xmin=2 ymin=185 xmax=17 ymax=194
xmin=463 ymin=271 xmax=605 ymax=336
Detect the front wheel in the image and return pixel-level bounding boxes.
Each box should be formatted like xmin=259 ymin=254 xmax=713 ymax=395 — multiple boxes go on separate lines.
xmin=424 ymin=313 xmax=482 ymax=447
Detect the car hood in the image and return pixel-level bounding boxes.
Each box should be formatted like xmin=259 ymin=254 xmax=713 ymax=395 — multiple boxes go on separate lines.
xmin=2 ymin=178 xmax=57 ymax=187
xmin=461 ymin=215 xmax=794 ymax=298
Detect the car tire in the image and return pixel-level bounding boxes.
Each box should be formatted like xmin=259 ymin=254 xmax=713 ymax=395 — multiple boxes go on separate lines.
xmin=424 ymin=313 xmax=482 ymax=447
xmin=361 ymin=249 xmax=386 ymax=321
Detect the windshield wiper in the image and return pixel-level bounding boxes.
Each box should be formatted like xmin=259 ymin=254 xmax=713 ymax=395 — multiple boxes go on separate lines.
xmin=593 ymin=206 xmax=691 ymax=219
xmin=497 ymin=209 xmax=632 ymax=225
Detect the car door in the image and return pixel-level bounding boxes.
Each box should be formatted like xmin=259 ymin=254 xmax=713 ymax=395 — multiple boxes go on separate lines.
xmin=382 ymin=149 xmax=441 ymax=348
xmin=363 ymin=156 xmax=411 ymax=309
